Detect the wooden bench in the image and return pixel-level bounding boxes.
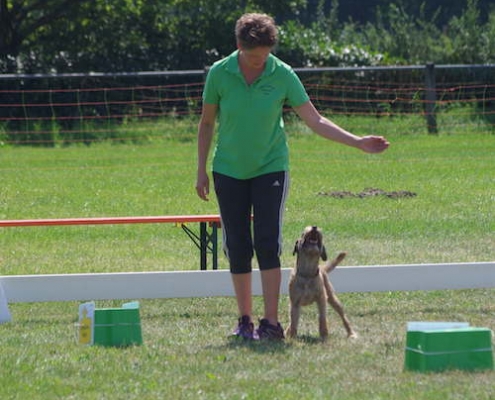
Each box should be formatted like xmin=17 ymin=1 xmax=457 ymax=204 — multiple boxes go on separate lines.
xmin=0 ymin=215 xmax=222 ymax=270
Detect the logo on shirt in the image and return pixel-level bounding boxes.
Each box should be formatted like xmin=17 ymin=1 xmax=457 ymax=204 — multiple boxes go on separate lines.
xmin=259 ymin=84 xmax=276 ymax=95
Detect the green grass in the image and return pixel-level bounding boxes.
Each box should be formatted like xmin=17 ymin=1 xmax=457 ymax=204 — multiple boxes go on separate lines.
xmin=1 ymin=117 xmax=494 ymax=399
xmin=1 ymin=292 xmax=494 ymax=399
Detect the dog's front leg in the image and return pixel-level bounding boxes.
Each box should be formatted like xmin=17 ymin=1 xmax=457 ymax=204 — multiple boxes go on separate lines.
xmin=286 ymin=301 xmax=301 ymax=338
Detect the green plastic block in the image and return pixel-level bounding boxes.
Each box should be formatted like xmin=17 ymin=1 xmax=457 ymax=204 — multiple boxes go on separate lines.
xmin=404 ymin=327 xmax=493 ymax=372
xmin=93 ymin=301 xmax=142 ymax=347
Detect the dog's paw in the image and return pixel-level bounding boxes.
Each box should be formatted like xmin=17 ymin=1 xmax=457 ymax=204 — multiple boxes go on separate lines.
xmin=285 ymin=327 xmax=297 ymax=339
xmin=347 ymin=331 xmax=358 ymax=339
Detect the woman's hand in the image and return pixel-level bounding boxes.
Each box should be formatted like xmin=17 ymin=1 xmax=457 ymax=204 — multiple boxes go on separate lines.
xmin=358 ymin=135 xmax=390 ymax=154
xmin=196 ymin=171 xmax=210 ymax=201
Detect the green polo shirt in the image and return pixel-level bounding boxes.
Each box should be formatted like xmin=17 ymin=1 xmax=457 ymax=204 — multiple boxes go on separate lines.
xmin=203 ymin=50 xmax=310 ymax=179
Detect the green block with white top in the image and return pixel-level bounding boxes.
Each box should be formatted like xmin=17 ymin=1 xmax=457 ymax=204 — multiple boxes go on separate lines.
xmin=93 ymin=301 xmax=142 ymax=347
xmin=404 ymin=327 xmax=493 ymax=372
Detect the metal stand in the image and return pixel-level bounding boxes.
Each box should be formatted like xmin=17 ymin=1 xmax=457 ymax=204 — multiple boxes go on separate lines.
xmin=180 ymin=221 xmax=219 ymax=270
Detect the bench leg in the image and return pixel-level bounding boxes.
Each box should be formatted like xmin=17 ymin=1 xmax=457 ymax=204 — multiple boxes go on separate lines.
xmin=212 ymin=222 xmax=218 ymax=270
xmin=200 ymin=222 xmax=207 ymax=270
xmin=181 ymin=222 xmax=219 ymax=270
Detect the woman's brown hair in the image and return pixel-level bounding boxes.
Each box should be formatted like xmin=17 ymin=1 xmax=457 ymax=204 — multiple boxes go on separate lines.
xmin=235 ymin=13 xmax=278 ymax=49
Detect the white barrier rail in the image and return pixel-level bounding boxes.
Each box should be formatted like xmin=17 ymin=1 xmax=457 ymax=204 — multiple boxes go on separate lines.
xmin=1 ymin=262 xmax=494 ymax=303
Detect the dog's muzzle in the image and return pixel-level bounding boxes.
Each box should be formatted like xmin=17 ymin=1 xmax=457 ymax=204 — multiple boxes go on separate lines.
xmin=299 ymin=226 xmax=323 ymax=253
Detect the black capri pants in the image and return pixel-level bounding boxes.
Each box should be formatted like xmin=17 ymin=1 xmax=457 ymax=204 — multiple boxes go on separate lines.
xmin=213 ymin=171 xmax=289 ymax=274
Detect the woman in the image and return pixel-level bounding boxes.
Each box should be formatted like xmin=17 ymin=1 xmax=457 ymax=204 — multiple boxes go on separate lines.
xmin=196 ymin=13 xmax=389 ymax=340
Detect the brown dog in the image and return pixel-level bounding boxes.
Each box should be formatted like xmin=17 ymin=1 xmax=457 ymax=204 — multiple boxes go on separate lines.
xmin=286 ymin=226 xmax=357 ymax=340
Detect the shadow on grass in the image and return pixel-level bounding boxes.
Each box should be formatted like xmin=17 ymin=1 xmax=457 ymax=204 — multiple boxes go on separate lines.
xmin=224 ymin=337 xmax=290 ymax=354
xmin=214 ymin=333 xmax=328 ymax=354
xmin=291 ymin=334 xmax=325 ymax=345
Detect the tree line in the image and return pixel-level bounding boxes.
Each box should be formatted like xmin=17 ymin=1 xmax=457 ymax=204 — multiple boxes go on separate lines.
xmin=0 ymin=0 xmax=494 ymax=74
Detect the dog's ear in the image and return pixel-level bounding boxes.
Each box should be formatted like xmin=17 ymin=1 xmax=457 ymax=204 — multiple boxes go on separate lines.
xmin=293 ymin=240 xmax=299 ymax=256
xmin=321 ymin=245 xmax=328 ymax=261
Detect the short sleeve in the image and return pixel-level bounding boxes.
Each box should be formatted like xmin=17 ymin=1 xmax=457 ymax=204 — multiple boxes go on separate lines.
xmin=202 ymin=66 xmax=220 ymax=105
xmin=285 ymin=69 xmax=310 ymax=108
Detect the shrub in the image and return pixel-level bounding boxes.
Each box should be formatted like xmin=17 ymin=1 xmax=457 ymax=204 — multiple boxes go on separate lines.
xmin=277 ymin=20 xmax=384 ymax=67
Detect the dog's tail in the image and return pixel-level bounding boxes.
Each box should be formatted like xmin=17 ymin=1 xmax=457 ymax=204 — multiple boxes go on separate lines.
xmin=323 ymin=252 xmax=346 ymax=274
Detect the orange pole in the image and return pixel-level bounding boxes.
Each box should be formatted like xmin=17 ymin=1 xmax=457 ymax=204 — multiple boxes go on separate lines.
xmin=0 ymin=215 xmax=221 ymax=228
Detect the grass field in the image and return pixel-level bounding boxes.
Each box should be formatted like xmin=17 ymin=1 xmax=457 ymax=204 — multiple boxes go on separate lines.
xmin=1 ymin=117 xmax=494 ymax=399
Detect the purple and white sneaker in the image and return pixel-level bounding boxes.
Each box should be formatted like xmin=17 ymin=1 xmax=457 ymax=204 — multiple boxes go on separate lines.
xmin=231 ymin=315 xmax=257 ymax=340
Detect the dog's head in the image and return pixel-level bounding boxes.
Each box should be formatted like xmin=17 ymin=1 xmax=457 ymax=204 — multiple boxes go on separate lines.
xmin=293 ymin=225 xmax=327 ymax=261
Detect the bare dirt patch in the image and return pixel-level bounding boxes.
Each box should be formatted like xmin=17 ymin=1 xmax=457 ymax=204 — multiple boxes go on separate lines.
xmin=317 ymin=187 xmax=417 ymax=199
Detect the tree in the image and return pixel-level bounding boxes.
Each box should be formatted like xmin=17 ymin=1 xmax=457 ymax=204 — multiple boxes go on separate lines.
xmin=0 ymin=0 xmax=87 ymax=71
xmin=0 ymin=0 xmax=310 ymax=73
xmin=1 ymin=0 xmax=494 ymax=74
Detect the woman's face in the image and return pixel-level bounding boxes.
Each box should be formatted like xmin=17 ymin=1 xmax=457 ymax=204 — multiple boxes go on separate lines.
xmin=238 ymin=46 xmax=272 ymax=70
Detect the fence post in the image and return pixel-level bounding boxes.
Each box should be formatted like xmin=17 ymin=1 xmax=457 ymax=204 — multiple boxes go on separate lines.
xmin=0 ymin=282 xmax=12 ymax=323
xmin=425 ymin=63 xmax=438 ymax=134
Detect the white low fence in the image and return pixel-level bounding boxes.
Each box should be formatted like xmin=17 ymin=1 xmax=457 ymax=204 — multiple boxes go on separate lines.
xmin=1 ymin=261 xmax=494 ymax=303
